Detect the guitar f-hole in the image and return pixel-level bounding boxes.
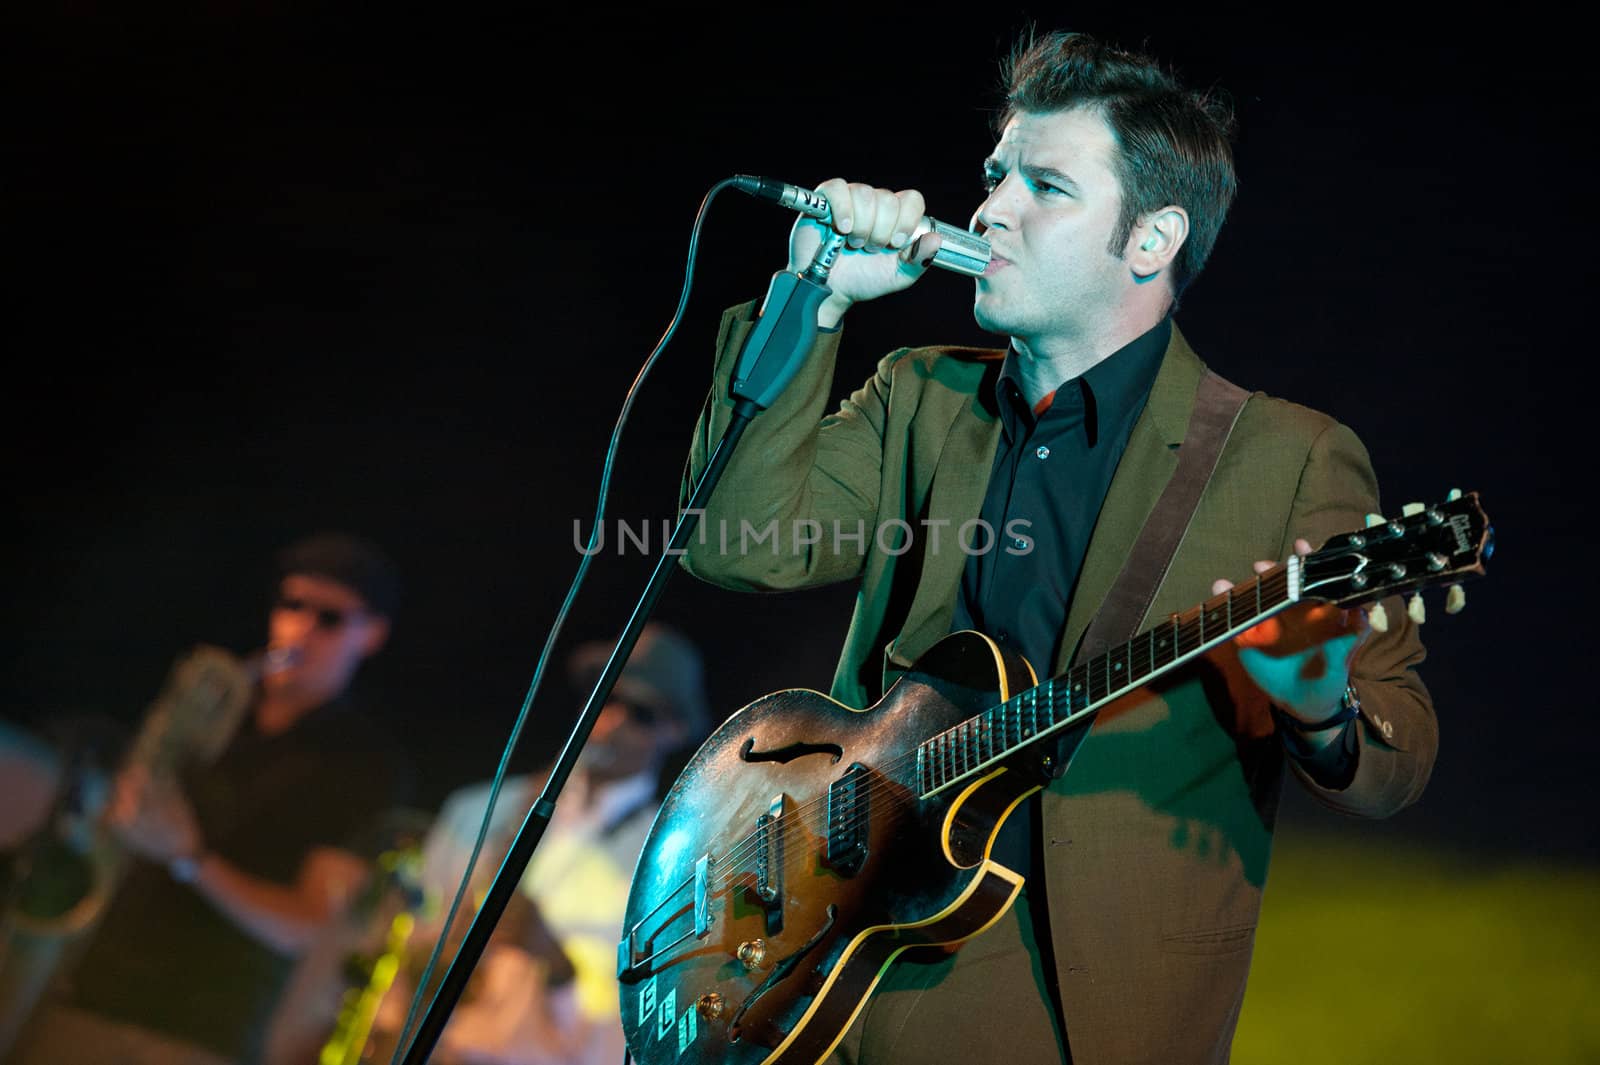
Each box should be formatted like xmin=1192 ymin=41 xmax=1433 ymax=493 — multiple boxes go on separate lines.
xmin=739 ymin=736 xmax=843 ymax=764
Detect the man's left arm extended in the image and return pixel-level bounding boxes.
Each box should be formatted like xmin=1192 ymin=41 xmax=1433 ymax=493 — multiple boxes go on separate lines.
xmin=1275 ymin=420 xmax=1439 ymax=818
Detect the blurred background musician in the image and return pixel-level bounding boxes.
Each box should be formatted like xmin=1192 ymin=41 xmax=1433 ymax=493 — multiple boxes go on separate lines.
xmin=4 ymin=531 xmax=412 ymax=1065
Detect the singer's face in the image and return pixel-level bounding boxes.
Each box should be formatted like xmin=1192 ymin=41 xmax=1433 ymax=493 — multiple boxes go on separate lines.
xmin=971 ymin=107 xmax=1135 ymax=349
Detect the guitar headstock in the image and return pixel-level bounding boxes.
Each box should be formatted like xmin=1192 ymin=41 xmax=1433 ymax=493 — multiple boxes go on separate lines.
xmin=1300 ymin=489 xmax=1493 ymax=626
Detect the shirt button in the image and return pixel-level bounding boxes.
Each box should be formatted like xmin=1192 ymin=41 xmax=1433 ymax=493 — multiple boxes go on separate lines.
xmin=1013 ymin=536 xmax=1030 ymax=551
xmin=1035 ymin=445 xmax=1050 ymax=460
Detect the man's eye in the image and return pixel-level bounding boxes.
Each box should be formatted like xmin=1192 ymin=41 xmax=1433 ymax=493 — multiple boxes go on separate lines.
xmin=982 ymin=173 xmax=1001 ymax=192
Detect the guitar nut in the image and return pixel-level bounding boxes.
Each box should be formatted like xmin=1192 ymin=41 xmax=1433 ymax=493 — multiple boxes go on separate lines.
xmin=696 ymin=992 xmax=725 ymax=1019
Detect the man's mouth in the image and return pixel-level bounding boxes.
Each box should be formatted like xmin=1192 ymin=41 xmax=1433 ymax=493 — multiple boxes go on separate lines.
xmin=982 ymin=254 xmax=1011 ymax=277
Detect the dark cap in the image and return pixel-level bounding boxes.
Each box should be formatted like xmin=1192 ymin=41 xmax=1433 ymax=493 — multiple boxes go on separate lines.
xmin=568 ymin=623 xmax=710 ymax=738
xmin=276 ymin=532 xmax=402 ymax=618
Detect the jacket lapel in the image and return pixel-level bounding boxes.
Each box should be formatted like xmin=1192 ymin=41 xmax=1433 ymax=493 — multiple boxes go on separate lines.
xmin=1052 ymin=326 xmax=1207 ymax=676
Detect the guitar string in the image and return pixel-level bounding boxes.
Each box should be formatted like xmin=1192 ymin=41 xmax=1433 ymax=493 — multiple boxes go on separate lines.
xmin=705 ymin=567 xmax=1294 ymax=888
xmin=713 ymin=652 xmax=1171 ymax=892
xmin=707 ymin=562 xmax=1433 ymax=901
xmin=728 ymin=508 xmax=1473 ymax=888
xmin=633 ymin=517 xmax=1473 ymax=953
xmin=703 ymin=568 xmax=1298 ymax=890
xmin=721 ymin=558 xmax=1408 ymax=890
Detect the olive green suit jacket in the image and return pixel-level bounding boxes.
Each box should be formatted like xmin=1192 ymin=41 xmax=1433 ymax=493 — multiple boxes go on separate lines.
xmin=681 ymin=303 xmax=1437 ymax=1064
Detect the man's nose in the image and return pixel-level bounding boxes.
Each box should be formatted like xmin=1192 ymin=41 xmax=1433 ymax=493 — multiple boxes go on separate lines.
xmin=593 ymin=702 xmax=627 ymax=739
xmin=974 ymin=178 xmax=1016 ymax=234
xmin=271 ymin=610 xmax=314 ymax=646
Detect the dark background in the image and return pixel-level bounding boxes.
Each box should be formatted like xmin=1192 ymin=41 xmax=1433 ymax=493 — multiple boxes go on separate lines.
xmin=5 ymin=9 xmax=1589 ymax=862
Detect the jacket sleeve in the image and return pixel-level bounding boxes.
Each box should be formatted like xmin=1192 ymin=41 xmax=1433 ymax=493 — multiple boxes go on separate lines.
xmin=677 ymin=301 xmax=902 ymax=593
xmin=1277 ymin=420 xmax=1439 ymax=818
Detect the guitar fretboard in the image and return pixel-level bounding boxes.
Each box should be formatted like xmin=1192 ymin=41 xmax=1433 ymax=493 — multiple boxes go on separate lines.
xmin=915 ymin=563 xmax=1297 ymax=797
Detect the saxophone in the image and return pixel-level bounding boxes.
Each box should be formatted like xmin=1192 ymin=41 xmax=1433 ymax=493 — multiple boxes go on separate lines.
xmin=0 ymin=643 xmax=260 ymax=1056
xmin=260 ymin=809 xmax=432 ymax=1065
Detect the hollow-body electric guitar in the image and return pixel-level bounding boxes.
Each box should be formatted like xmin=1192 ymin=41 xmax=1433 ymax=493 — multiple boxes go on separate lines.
xmin=617 ymin=492 xmax=1492 ymax=1065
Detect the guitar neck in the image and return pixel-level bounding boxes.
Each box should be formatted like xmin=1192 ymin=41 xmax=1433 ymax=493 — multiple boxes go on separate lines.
xmin=915 ymin=558 xmax=1302 ymax=798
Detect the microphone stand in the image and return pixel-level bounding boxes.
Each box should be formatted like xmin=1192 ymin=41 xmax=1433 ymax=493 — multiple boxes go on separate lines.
xmin=395 ymin=230 xmax=849 ymax=1065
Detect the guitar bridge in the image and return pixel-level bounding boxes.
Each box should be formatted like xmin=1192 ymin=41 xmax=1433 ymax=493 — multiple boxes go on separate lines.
xmin=616 ymin=854 xmax=711 ymax=981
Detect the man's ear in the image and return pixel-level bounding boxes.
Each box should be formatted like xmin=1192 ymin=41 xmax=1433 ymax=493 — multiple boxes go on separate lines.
xmin=1129 ymin=207 xmax=1189 ymax=280
xmin=360 ymin=616 xmax=391 ymax=658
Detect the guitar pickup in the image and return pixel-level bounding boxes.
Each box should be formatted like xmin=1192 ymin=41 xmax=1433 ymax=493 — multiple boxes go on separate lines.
xmin=754 ymin=794 xmax=785 ymax=935
xmin=825 ymin=763 xmax=869 ymax=876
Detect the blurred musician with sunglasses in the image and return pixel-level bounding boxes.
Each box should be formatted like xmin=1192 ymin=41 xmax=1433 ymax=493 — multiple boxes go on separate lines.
xmin=9 ymin=532 xmax=413 ymax=1065
xmin=391 ymin=622 xmax=710 ymax=1065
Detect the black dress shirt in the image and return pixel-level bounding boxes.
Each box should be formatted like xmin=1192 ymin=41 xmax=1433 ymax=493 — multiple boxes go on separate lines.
xmin=950 ymin=318 xmax=1170 ymax=881
xmin=947 ymin=315 xmax=1354 ymax=883
xmin=950 ymin=318 xmax=1172 ymax=669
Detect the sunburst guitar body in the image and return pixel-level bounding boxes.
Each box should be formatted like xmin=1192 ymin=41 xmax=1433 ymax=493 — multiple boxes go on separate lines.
xmin=619 ymin=631 xmax=1056 ymax=1065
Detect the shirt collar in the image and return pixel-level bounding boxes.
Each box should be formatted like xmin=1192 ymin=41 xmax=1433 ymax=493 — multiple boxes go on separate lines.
xmin=995 ymin=316 xmax=1172 ymax=444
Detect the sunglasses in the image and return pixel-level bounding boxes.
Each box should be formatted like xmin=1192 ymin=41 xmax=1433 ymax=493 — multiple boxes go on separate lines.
xmin=621 ymin=701 xmax=660 ymax=726
xmin=275 ymin=596 xmax=360 ymax=631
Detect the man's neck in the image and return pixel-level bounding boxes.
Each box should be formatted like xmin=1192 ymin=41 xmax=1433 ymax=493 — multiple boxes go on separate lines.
xmin=253 ymin=690 xmax=327 ymax=736
xmin=566 ymin=764 xmax=656 ymax=822
xmin=1011 ymin=304 xmax=1171 ymax=407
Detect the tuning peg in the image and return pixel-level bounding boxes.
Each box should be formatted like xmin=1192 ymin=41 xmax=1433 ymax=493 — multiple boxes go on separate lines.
xmin=1402 ymin=502 xmax=1425 ymax=517
xmin=1365 ymin=512 xmax=1385 ymax=528
xmin=1367 ymin=602 xmax=1389 ymax=632
xmin=1407 ymin=594 xmax=1427 ymax=625
xmin=1446 ymin=584 xmax=1466 ymax=614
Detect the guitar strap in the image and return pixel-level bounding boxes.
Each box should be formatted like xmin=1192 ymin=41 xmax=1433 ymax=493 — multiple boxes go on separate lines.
xmin=1072 ymin=368 xmax=1252 ymax=665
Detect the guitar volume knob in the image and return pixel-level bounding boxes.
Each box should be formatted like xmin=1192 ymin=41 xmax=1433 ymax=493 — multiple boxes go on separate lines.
xmin=737 ymin=939 xmax=767 ymax=970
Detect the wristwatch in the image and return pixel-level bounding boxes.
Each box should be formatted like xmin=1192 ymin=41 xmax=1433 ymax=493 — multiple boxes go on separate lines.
xmin=1300 ymin=682 xmax=1362 ymax=732
xmin=1277 ymin=683 xmax=1361 ymax=762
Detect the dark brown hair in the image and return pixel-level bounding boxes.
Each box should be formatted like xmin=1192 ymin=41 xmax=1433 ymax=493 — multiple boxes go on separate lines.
xmin=1001 ymin=30 xmax=1237 ymax=296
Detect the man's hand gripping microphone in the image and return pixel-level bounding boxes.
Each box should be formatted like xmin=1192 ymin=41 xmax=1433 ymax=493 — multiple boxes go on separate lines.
xmin=727 ymin=175 xmax=990 ymax=414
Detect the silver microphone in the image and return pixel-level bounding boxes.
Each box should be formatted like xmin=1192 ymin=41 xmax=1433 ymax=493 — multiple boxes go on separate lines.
xmin=732 ymin=174 xmax=991 ymax=277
